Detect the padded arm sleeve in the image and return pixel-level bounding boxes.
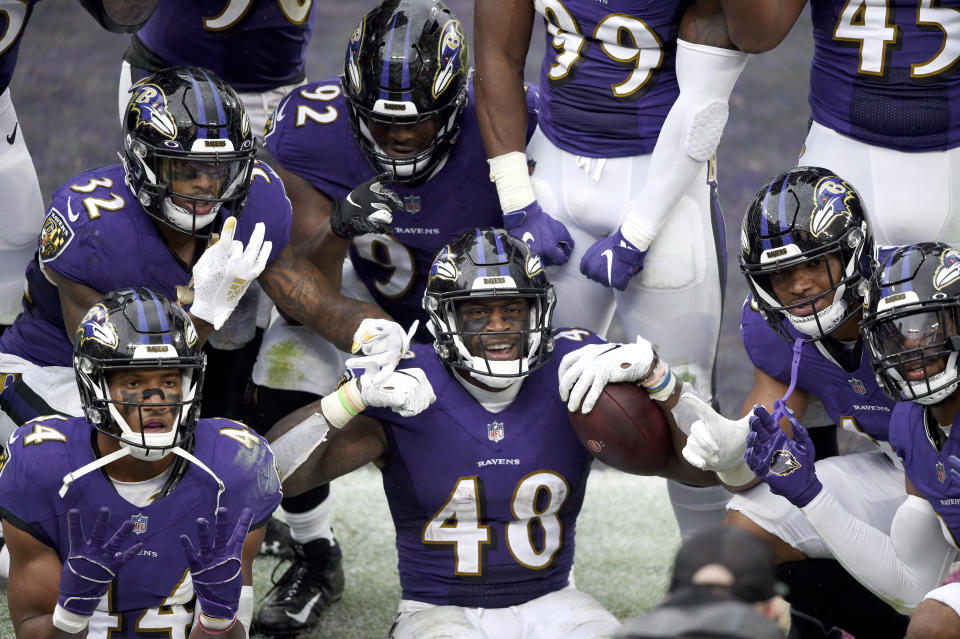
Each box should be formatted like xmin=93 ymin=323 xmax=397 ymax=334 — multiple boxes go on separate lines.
xmin=621 ymin=40 xmax=748 ymax=250
xmin=802 ymin=491 xmax=957 ymax=614
xmin=79 ymin=0 xmax=157 ymax=33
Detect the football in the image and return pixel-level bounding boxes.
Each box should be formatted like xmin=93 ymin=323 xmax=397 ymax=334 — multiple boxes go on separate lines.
xmin=568 ymin=382 xmax=672 ymax=474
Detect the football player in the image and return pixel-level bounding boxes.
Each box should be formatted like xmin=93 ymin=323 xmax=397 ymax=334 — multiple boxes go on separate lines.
xmin=0 ymin=0 xmax=155 ymax=333
xmin=247 ymin=1 xmax=539 ymax=633
xmin=0 ymin=288 xmax=281 ymax=639
xmin=265 ymin=229 xmax=714 ymax=639
xmin=681 ymin=167 xmax=911 ymax=636
xmin=719 ymin=0 xmax=960 ymax=247
xmin=116 ymin=0 xmax=312 ymax=142
xmin=0 ymin=65 xmax=389 ymax=441
xmin=473 ymin=0 xmax=750 ymax=539
xmin=745 ymin=242 xmax=960 ymax=637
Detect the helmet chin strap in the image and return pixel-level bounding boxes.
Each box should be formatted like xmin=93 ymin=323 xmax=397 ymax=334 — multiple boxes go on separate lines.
xmin=468 ymin=356 xmax=529 ymax=389
xmin=162 ymin=198 xmax=220 ymax=233
xmin=898 ymin=352 xmax=960 ymax=405
xmin=787 ymin=291 xmax=848 ymax=337
xmin=59 ymin=444 xmax=225 ymax=511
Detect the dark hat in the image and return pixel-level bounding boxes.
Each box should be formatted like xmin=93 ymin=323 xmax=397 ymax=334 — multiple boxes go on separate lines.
xmin=670 ymin=526 xmax=788 ymax=603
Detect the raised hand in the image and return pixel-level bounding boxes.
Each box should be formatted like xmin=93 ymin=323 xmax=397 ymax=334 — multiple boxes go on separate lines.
xmin=55 ymin=508 xmax=142 ymax=631
xmin=681 ymin=393 xmax=752 ymax=472
xmin=503 ymin=201 xmax=574 ymax=267
xmin=345 ymin=319 xmax=418 ymax=385
xmin=180 ymin=507 xmax=253 ymax=624
xmin=558 ymin=339 xmax=656 ymax=413
xmin=190 ymin=217 xmax=272 ymax=329
xmin=744 ymin=404 xmax=822 ymax=507
xmin=579 ymin=228 xmax=647 ymax=290
xmin=359 ymin=367 xmax=436 ymax=417
xmin=330 ymin=172 xmax=402 ymax=238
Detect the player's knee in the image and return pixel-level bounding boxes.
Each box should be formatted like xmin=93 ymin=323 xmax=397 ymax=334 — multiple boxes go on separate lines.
xmin=722 ymin=510 xmax=805 ymax=564
xmin=391 ymin=606 xmax=476 ymax=639
xmin=908 ymin=599 xmax=960 ymax=639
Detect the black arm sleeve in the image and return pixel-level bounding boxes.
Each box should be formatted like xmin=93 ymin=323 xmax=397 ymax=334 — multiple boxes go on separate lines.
xmin=79 ymin=0 xmax=158 ymax=34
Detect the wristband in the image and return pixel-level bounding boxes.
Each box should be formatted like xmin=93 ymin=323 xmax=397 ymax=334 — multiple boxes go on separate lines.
xmin=640 ymin=357 xmax=677 ymax=401
xmin=199 ymin=613 xmax=238 ymax=634
xmin=52 ymin=604 xmax=90 ymax=634
xmin=488 ymin=152 xmax=535 ymax=212
xmin=319 ymin=378 xmax=366 ymax=428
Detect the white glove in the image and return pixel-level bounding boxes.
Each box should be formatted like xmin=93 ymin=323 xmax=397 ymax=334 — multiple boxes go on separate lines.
xmin=344 ymin=319 xmax=418 ymax=385
xmin=558 ymin=338 xmax=656 ymax=413
xmin=190 ymin=217 xmax=272 ymax=330
xmin=680 ymin=392 xmax=751 ymax=472
xmin=359 ymin=367 xmax=436 ymax=417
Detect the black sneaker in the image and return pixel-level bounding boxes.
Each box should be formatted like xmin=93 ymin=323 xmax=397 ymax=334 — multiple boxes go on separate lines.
xmin=254 ymin=538 xmax=345 ymax=636
xmin=259 ymin=518 xmax=297 ymax=559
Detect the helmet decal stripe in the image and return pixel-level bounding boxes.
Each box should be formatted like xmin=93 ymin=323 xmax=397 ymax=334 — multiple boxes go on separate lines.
xmin=198 ymin=68 xmax=228 ymax=140
xmin=776 ymin=173 xmax=793 ymax=248
xmin=899 ymin=244 xmax=916 ymax=293
xmin=491 ymin=227 xmax=511 ymax=276
xmin=880 ymin=245 xmax=903 ymax=298
xmin=184 ymin=68 xmax=209 ymax=140
xmin=759 ymin=176 xmax=776 ymax=252
xmin=144 ymin=289 xmax=172 ymax=344
xmin=474 ymin=227 xmax=488 ymax=278
xmin=128 ymin=288 xmax=151 ymax=344
xmin=380 ymin=15 xmax=399 ymax=101
xmin=400 ymin=18 xmax=413 ymax=103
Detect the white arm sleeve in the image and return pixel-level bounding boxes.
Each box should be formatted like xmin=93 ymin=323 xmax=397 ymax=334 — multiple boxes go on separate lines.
xmin=802 ymin=491 xmax=957 ymax=614
xmin=621 ymin=40 xmax=749 ymax=249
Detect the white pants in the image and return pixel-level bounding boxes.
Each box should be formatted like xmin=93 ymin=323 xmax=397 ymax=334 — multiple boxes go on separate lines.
xmin=251 ymin=260 xmax=376 ymax=394
xmin=799 ymin=121 xmax=960 ymax=247
xmin=118 ymin=60 xmax=305 ymax=143
xmin=0 ymin=352 xmax=80 ymax=440
xmin=0 ymin=89 xmax=45 ymax=325
xmin=526 ymin=128 xmax=723 ymax=404
xmin=390 ymin=585 xmax=620 ymax=639
xmin=727 ymin=451 xmax=906 ymax=557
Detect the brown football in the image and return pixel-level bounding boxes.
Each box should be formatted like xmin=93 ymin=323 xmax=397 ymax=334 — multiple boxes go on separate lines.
xmin=568 ymin=382 xmax=672 ymax=474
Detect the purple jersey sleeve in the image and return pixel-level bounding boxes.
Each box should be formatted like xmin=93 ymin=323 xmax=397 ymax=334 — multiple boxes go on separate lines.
xmin=535 ymin=0 xmax=684 ymax=157
xmin=362 ymin=328 xmax=603 ymax=607
xmin=809 ymin=0 xmax=960 ymax=151
xmin=264 ymin=77 xmax=539 ymax=339
xmin=133 ymin=0 xmax=315 ymax=92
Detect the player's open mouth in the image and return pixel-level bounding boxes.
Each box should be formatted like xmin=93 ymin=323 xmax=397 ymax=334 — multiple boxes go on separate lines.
xmin=142 ymin=422 xmax=169 ymax=432
xmin=484 ymin=342 xmax=518 ymax=360
xmin=788 ymin=296 xmax=829 ymax=317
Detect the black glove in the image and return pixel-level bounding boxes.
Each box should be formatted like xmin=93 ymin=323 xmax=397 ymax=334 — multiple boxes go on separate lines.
xmin=330 ymin=172 xmax=402 ymax=239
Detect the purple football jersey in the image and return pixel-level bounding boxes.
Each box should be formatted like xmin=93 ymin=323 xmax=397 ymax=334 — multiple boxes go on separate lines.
xmin=264 ymin=77 xmax=539 ymax=340
xmin=809 ymin=0 xmax=960 ymax=151
xmin=0 ymin=161 xmax=291 ymax=366
xmin=0 ymin=415 xmax=281 ymax=637
xmin=889 ymin=403 xmax=960 ymax=543
xmin=0 ymin=0 xmax=41 ymax=93
xmin=534 ymin=0 xmax=684 ymax=157
xmin=741 ymin=296 xmax=895 ymax=447
xmin=363 ymin=327 xmax=605 ymax=607
xmin=133 ymin=0 xmax=315 ymax=92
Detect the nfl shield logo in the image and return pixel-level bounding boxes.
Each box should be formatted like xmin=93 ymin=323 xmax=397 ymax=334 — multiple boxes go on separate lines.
xmin=487 ymin=421 xmax=504 ymax=442
xmin=938 ymin=461 xmax=946 ymax=483
xmin=848 ymin=378 xmax=867 ymax=395
xmin=403 ymin=195 xmax=421 ymax=214
xmin=131 ymin=513 xmax=148 ymax=535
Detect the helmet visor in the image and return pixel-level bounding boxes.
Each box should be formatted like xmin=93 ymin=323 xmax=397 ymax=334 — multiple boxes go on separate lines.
xmin=158 ymin=155 xmax=253 ymax=209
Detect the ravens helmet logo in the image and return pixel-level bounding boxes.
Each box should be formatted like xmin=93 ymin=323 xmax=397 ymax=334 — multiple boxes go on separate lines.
xmin=769 ymin=449 xmax=802 ymax=476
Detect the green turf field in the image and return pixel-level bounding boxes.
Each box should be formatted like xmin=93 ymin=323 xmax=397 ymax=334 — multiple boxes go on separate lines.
xmin=0 ymin=466 xmax=678 ymax=638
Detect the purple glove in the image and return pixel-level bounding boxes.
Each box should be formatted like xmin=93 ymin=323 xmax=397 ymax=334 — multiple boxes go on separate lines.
xmin=744 ymin=403 xmax=823 ymax=507
xmin=180 ymin=507 xmax=253 ymax=621
xmin=579 ymin=228 xmax=647 ymax=290
xmin=59 ymin=507 xmax=142 ymax=616
xmin=503 ymin=201 xmax=574 ymax=266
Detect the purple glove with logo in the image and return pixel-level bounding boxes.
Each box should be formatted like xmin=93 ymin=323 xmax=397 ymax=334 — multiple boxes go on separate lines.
xmin=579 ymin=228 xmax=647 ymax=290
xmin=59 ymin=507 xmax=142 ymax=616
xmin=503 ymin=201 xmax=574 ymax=267
xmin=180 ymin=507 xmax=253 ymax=622
xmin=744 ymin=403 xmax=823 ymax=507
